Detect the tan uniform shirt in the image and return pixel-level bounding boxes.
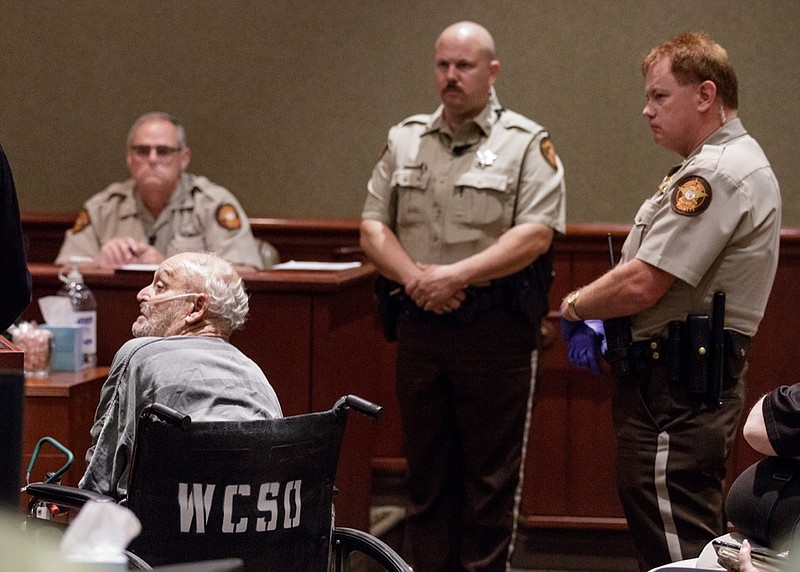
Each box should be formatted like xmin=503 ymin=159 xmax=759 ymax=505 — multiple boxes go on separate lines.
xmin=621 ymin=119 xmax=781 ymax=339
xmin=56 ymin=173 xmax=265 ymax=269
xmin=362 ymin=99 xmax=566 ymax=265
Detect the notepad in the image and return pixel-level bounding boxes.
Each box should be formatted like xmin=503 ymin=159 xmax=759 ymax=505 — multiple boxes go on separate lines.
xmin=117 ymin=263 xmax=160 ymax=272
xmin=270 ymin=260 xmax=362 ymax=271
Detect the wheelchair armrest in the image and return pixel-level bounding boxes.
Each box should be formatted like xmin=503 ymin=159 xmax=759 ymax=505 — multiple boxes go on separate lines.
xmin=335 ymin=395 xmax=384 ymax=420
xmin=25 ymin=483 xmax=116 ymax=508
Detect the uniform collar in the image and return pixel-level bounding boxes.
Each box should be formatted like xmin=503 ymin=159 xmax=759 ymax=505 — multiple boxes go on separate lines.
xmin=424 ymin=97 xmax=500 ymax=138
xmin=685 ymin=118 xmax=747 ymax=161
xmin=129 ymin=173 xmax=194 ymax=224
xmin=169 ymin=173 xmax=195 ymax=208
xmin=114 ymin=179 xmax=141 ymax=219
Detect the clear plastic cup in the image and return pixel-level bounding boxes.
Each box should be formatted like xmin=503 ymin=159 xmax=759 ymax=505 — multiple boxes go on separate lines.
xmin=10 ymin=322 xmax=53 ymax=378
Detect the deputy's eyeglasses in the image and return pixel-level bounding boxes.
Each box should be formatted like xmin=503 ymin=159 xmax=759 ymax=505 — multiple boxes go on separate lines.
xmin=129 ymin=145 xmax=182 ymax=159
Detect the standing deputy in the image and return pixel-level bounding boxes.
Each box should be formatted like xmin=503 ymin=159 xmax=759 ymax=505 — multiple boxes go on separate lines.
xmin=56 ymin=112 xmax=272 ymax=271
xmin=360 ymin=21 xmax=565 ymax=572
xmin=560 ymin=32 xmax=781 ymax=570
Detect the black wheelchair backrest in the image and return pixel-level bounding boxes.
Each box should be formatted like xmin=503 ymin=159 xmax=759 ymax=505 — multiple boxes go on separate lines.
xmin=126 ymin=404 xmax=349 ymax=571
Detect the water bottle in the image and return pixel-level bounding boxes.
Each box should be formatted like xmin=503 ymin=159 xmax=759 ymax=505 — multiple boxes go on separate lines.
xmin=58 ymin=259 xmax=97 ymax=368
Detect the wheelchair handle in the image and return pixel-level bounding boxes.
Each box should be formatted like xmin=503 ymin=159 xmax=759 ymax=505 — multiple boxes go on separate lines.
xmin=141 ymin=403 xmax=192 ymax=429
xmin=336 ymin=395 xmax=384 ymax=420
xmin=26 ymin=436 xmax=74 ymax=486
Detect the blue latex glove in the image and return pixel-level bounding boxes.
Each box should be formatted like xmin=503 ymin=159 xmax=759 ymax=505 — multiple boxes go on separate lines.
xmin=585 ymin=319 xmax=607 ymax=355
xmin=560 ymin=317 xmax=586 ymax=342
xmin=560 ymin=318 xmax=604 ymax=375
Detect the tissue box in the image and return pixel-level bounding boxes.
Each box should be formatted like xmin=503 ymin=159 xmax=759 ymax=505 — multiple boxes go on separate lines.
xmin=41 ymin=325 xmax=84 ymax=371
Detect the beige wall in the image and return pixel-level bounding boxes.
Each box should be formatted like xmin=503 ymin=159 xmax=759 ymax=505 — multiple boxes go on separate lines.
xmin=1 ymin=1 xmax=797 ymax=224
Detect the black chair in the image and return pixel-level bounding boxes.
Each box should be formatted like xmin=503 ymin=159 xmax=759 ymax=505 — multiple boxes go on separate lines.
xmin=25 ymin=395 xmax=412 ymax=571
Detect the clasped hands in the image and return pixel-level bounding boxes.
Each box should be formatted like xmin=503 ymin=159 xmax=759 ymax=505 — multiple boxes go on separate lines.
xmin=405 ymin=263 xmax=466 ymax=315
xmin=560 ymin=317 xmax=607 ymax=375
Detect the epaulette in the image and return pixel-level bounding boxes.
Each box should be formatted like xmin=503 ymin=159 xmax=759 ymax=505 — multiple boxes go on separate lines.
xmin=498 ymin=109 xmax=546 ymax=136
xmin=400 ymin=114 xmax=431 ymax=127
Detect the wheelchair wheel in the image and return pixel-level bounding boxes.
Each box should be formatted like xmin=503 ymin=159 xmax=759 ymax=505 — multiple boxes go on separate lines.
xmin=331 ymin=527 xmax=412 ymax=572
xmin=124 ymin=549 xmax=152 ymax=570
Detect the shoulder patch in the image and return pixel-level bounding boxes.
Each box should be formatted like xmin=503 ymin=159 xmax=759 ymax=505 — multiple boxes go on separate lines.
xmin=671 ymin=176 xmax=712 ymax=216
xmin=71 ymin=210 xmax=91 ymax=233
xmin=540 ymin=137 xmax=558 ymax=170
xmin=215 ymin=203 xmax=242 ymax=230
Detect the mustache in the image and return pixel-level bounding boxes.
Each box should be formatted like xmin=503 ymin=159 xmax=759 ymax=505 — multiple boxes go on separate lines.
xmin=443 ymin=82 xmax=462 ymax=93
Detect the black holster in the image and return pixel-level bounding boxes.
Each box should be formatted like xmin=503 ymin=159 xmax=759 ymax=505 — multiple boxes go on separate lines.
xmin=603 ymin=316 xmax=644 ymax=377
xmin=667 ymin=315 xmax=711 ymax=396
xmin=492 ymin=244 xmax=554 ymax=327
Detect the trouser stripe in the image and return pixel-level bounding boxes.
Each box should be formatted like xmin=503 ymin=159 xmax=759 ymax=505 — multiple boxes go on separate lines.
xmin=505 ymin=348 xmax=538 ymax=572
xmin=655 ymin=430 xmax=682 ymax=562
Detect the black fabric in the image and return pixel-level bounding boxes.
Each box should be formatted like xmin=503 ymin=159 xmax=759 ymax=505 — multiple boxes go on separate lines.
xmin=0 ymin=144 xmax=32 ymax=333
xmin=0 ymin=370 xmax=24 ymax=510
xmin=763 ymin=384 xmax=800 ymax=458
xmin=726 ymin=457 xmax=800 ymax=551
xmin=126 ymin=407 xmax=347 ymax=571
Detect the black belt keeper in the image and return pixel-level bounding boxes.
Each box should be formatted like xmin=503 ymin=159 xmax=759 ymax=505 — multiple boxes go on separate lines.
xmin=625 ymin=337 xmax=669 ymax=372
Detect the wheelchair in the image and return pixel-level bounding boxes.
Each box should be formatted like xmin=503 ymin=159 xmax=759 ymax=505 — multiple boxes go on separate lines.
xmin=23 ymin=395 xmax=412 ymax=571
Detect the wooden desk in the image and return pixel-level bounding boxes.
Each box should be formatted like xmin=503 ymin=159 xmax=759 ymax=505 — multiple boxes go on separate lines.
xmin=23 ymin=263 xmax=384 ymax=530
xmin=22 ymin=367 xmax=109 ymax=490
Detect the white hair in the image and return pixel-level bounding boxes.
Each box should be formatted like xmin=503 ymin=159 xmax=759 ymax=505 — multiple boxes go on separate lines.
xmin=177 ymin=252 xmax=249 ymax=333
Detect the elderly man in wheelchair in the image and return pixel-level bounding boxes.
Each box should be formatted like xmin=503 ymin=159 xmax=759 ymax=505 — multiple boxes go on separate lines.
xmin=22 ymin=252 xmax=410 ymax=571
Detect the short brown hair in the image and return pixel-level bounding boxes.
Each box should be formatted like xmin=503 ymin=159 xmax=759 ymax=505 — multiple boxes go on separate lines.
xmin=642 ymin=32 xmax=738 ymax=110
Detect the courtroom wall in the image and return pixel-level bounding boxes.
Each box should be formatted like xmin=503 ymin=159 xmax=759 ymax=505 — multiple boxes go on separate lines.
xmin=1 ymin=1 xmax=797 ymax=224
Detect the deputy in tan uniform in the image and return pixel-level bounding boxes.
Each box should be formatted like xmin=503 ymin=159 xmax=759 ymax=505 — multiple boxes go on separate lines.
xmin=361 ymin=21 xmax=565 ymax=572
xmin=559 ymin=33 xmax=781 ymax=570
xmin=56 ymin=112 xmax=272 ymax=271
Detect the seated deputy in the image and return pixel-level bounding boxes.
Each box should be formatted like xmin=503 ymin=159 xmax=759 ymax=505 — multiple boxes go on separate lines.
xmin=79 ymin=251 xmax=283 ymax=500
xmin=56 ymin=112 xmax=273 ymax=271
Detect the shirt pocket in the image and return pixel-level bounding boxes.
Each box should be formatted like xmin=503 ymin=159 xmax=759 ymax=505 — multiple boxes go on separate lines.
xmin=391 ymin=168 xmax=429 ymax=227
xmin=451 ymin=171 xmax=511 ymax=227
xmin=628 ymin=196 xmax=662 ymax=246
xmin=168 ymin=233 xmax=206 ymax=255
xmin=169 ymin=210 xmax=207 ymax=254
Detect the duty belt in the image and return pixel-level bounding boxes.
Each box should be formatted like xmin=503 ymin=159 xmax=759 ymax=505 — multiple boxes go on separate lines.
xmin=618 ymin=329 xmax=750 ymax=392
